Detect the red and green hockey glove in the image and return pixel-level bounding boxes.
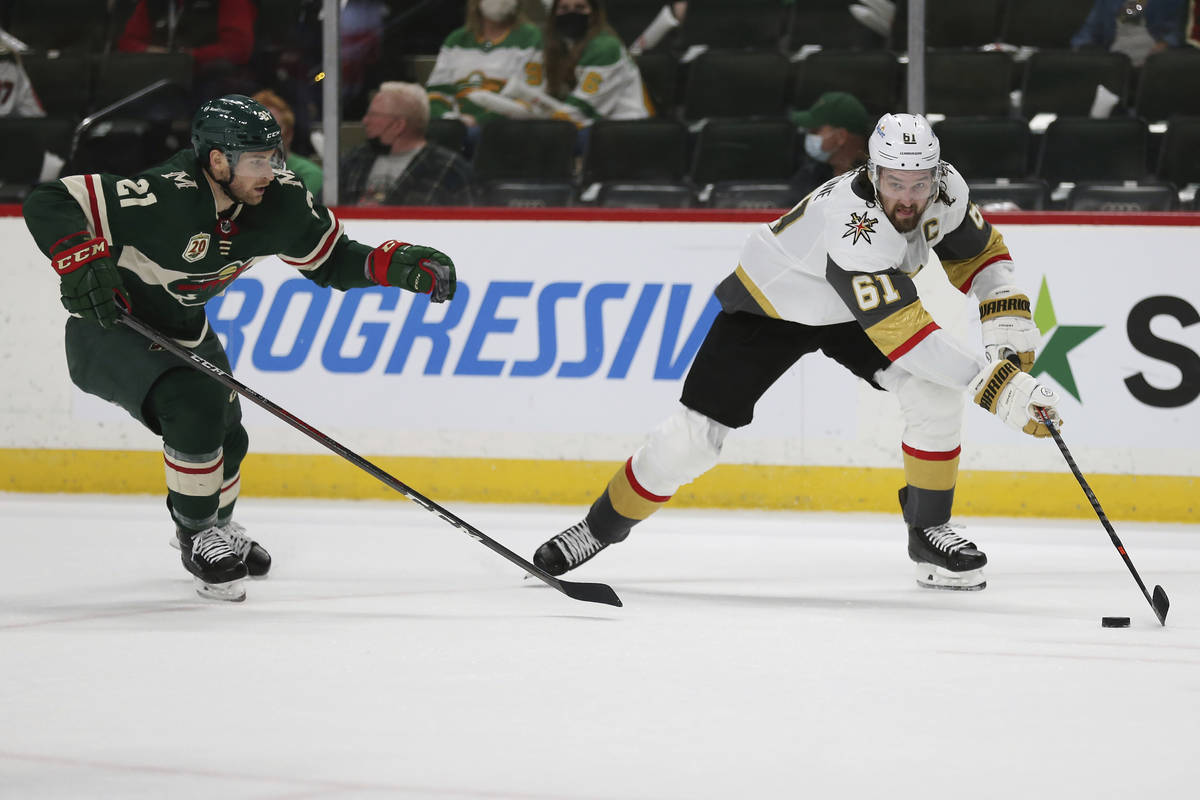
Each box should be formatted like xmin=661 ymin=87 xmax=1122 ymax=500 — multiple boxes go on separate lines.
xmin=366 ymin=240 xmax=456 ymax=303
xmin=49 ymin=231 xmax=129 ymax=329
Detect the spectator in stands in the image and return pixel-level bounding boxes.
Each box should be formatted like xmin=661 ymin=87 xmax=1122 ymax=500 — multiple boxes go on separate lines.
xmin=340 ymin=82 xmax=477 ymax=207
xmin=251 ymin=89 xmax=322 ymax=195
xmin=426 ymin=0 xmax=542 ymax=149
xmin=1071 ymin=0 xmax=1188 ymax=66
xmin=471 ymin=0 xmax=651 ymax=126
xmin=0 ymin=33 xmax=45 ymax=118
xmin=522 ymin=0 xmax=551 ymax=24
xmin=850 ymin=0 xmax=896 ymax=38
xmin=117 ymin=0 xmax=258 ymax=99
xmin=629 ymin=2 xmax=686 ymax=54
xmin=1 ymin=29 xmax=66 ymax=184
xmin=790 ymin=91 xmax=870 ymax=196
xmin=340 ymin=0 xmax=388 ymax=119
xmin=1188 ymin=0 xmax=1200 ymax=47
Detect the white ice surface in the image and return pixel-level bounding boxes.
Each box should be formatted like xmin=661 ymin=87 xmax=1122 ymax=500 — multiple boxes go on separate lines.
xmin=1 ymin=493 xmax=1198 ymax=799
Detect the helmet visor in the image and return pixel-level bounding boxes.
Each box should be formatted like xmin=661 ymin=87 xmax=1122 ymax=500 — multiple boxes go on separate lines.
xmin=230 ymin=148 xmax=285 ymax=179
xmin=875 ymin=167 xmax=937 ymax=204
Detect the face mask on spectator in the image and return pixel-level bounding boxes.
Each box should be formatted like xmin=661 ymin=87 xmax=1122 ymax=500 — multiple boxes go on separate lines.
xmin=367 ymin=136 xmax=392 ymax=155
xmin=805 ymin=132 xmax=833 ymax=163
xmin=554 ymin=11 xmax=590 ymax=41
xmin=480 ymin=0 xmax=519 ymax=22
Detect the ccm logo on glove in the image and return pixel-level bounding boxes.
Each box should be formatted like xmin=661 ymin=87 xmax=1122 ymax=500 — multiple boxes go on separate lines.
xmin=51 ymin=237 xmax=110 ymax=275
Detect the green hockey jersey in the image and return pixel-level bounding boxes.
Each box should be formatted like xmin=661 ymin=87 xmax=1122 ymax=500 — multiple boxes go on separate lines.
xmin=426 ymin=23 xmax=543 ymax=124
xmin=524 ymin=32 xmax=651 ymax=122
xmin=23 ymin=150 xmax=376 ymax=345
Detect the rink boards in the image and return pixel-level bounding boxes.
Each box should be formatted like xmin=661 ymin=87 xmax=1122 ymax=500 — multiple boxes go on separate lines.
xmin=1 ymin=207 xmax=1197 ymax=521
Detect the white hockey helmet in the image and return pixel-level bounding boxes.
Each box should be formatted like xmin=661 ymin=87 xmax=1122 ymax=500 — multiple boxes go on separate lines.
xmin=867 ymin=113 xmax=943 ymax=198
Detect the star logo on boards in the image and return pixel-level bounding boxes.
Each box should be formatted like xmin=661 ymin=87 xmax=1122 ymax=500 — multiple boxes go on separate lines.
xmin=1030 ymin=277 xmax=1103 ymax=402
xmin=842 ymin=211 xmax=878 ymax=245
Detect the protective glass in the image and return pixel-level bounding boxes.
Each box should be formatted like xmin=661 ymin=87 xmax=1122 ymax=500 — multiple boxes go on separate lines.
xmin=230 ymin=149 xmax=285 ymax=179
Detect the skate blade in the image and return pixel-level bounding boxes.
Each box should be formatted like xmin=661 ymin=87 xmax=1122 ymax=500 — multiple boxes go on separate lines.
xmin=193 ymin=576 xmax=247 ymax=602
xmin=914 ymin=563 xmax=986 ymax=591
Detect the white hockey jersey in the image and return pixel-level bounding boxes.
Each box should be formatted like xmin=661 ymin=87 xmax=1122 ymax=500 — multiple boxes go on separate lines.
xmin=716 ymin=164 xmax=1019 ymax=390
xmin=0 ymin=56 xmax=46 ymax=117
xmin=426 ymin=24 xmax=542 ymax=124
xmin=522 ymin=32 xmax=651 ymax=123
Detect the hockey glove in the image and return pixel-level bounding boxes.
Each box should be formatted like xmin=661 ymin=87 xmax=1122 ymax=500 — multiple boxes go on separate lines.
xmin=968 ymin=359 xmax=1062 ymax=438
xmin=980 ymin=285 xmax=1038 ymax=371
xmin=50 ymin=232 xmax=129 ymax=329
xmin=366 ymin=240 xmax=456 ymax=303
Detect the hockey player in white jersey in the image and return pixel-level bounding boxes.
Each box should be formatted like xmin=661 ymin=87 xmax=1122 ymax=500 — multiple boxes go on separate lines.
xmin=534 ymin=113 xmax=1058 ymax=591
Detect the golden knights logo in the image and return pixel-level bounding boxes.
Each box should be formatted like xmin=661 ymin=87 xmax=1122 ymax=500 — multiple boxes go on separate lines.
xmin=169 ymin=260 xmax=255 ymax=305
xmin=182 ymin=233 xmax=210 ymax=263
xmin=842 ymin=211 xmax=878 ymax=245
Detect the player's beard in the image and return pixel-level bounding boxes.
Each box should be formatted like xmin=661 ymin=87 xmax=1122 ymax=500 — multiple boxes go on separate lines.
xmin=226 ymin=179 xmax=269 ymax=206
xmin=886 ymin=199 xmax=926 ymax=233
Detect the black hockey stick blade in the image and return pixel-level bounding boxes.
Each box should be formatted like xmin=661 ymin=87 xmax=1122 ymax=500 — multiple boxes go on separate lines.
xmin=1039 ymin=410 xmax=1168 ymax=626
xmin=558 ymin=579 xmax=623 ymax=607
xmin=1151 ymin=585 xmax=1169 ymax=626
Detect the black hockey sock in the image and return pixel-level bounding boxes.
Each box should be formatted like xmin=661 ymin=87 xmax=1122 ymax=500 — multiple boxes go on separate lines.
xmin=585 ymin=490 xmax=637 ymax=544
xmin=898 ymin=485 xmax=955 ymax=530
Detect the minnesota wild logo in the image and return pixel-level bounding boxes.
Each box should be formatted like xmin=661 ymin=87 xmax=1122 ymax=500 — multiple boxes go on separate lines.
xmin=842 ymin=211 xmax=878 ymax=245
xmin=169 ymin=260 xmax=255 ymax=306
xmin=1031 ymin=277 xmax=1103 ymax=401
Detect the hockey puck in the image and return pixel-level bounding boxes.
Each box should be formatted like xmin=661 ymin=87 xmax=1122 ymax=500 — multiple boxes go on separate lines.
xmin=1101 ymin=616 xmax=1131 ymax=628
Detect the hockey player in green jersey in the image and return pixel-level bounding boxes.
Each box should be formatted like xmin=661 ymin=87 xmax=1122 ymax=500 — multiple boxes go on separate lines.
xmin=22 ymin=95 xmax=457 ymax=602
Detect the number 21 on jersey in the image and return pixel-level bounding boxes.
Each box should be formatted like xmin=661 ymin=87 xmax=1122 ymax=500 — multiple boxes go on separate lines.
xmin=116 ymin=179 xmax=157 ymax=208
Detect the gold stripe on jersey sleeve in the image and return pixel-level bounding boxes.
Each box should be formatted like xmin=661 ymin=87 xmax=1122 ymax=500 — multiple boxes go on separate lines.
xmin=733 ymin=264 xmax=781 ymax=319
xmin=903 ymin=452 xmax=960 ymax=491
xmin=941 ymin=227 xmax=1011 ymax=291
xmin=864 ymin=300 xmax=936 ymax=356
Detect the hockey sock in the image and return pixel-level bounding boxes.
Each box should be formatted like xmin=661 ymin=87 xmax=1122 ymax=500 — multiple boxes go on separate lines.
xmin=146 ymin=368 xmax=233 ymax=529
xmin=899 ymin=443 xmax=960 ymax=528
xmin=217 ymin=423 xmax=248 ymax=524
xmin=586 ymin=457 xmax=674 ymax=543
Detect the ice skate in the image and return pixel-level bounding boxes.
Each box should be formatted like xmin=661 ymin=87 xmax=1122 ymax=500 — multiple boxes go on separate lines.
xmin=908 ymin=522 xmax=987 ymax=591
xmin=218 ymin=520 xmax=271 ymax=577
xmin=534 ymin=519 xmax=609 ymax=576
xmin=177 ymin=525 xmax=248 ymax=602
xmin=170 ymin=519 xmax=271 ymax=577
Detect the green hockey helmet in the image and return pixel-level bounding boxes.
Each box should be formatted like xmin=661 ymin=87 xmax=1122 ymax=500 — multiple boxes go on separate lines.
xmin=191 ymin=94 xmax=285 ymax=177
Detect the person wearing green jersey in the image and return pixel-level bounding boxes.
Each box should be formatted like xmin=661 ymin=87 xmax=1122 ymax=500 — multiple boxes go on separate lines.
xmin=22 ymin=95 xmax=457 ymax=603
xmin=426 ymin=0 xmax=543 ymax=143
xmin=472 ymin=0 xmax=651 ymax=126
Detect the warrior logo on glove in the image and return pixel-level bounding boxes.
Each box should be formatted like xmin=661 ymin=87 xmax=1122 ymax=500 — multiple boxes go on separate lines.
xmin=367 ymin=240 xmax=457 ymax=304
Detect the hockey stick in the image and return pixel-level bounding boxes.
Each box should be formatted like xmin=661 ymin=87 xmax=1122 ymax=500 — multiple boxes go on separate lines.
xmin=1037 ymin=410 xmax=1168 ymax=626
xmin=117 ymin=312 xmax=622 ymax=608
